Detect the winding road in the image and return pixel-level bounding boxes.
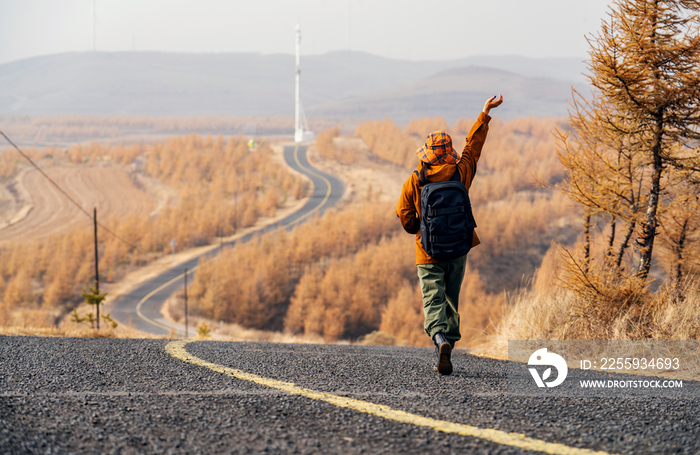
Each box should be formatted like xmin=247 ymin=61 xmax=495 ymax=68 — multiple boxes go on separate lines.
xmin=110 ymin=144 xmax=344 ymax=336
xmin=3 ymin=144 xmax=699 ymax=454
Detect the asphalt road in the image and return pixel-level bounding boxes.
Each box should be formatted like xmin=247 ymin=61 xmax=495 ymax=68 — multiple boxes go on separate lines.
xmin=1 ymin=337 xmax=699 ymax=454
xmin=110 ymin=144 xmax=344 ymax=336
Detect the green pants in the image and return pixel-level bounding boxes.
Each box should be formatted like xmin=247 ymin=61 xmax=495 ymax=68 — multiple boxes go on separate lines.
xmin=417 ymin=254 xmax=467 ymax=346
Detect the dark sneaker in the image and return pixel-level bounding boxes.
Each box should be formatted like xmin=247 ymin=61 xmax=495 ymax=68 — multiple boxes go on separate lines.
xmin=433 ymin=332 xmax=453 ymax=376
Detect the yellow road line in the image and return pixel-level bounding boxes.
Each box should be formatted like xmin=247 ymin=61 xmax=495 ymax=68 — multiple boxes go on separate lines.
xmin=135 ymin=267 xmax=197 ymax=333
xmin=135 ymin=145 xmax=334 ymax=333
xmin=166 ymin=340 xmax=612 ymax=455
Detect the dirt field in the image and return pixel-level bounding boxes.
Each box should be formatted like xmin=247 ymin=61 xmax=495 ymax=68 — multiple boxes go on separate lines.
xmin=0 ymin=164 xmax=157 ymax=244
xmin=305 ymin=137 xmax=407 ymax=206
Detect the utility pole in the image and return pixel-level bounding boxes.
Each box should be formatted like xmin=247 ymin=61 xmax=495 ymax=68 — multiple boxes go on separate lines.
xmin=184 ymin=267 xmax=188 ymax=339
xmin=92 ymin=0 xmax=97 ymax=51
xmin=170 ymin=238 xmax=177 ymax=262
xmin=294 ymin=24 xmax=303 ymax=143
xmin=93 ymin=207 xmax=100 ymax=330
xmin=233 ymin=192 xmax=237 ymax=233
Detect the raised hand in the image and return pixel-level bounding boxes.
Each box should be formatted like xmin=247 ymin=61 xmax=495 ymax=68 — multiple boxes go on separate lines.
xmin=482 ymin=94 xmax=504 ymax=115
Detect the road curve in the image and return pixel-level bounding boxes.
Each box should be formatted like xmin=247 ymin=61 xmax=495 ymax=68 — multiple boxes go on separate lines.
xmin=1 ymin=337 xmax=698 ymax=454
xmin=110 ymin=145 xmax=344 ymax=335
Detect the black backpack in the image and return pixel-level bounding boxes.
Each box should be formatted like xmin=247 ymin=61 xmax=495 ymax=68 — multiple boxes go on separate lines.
xmin=415 ymin=169 xmax=477 ymax=261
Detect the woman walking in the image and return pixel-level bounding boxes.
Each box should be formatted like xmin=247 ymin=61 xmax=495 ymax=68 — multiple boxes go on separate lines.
xmin=396 ymin=95 xmax=503 ymax=375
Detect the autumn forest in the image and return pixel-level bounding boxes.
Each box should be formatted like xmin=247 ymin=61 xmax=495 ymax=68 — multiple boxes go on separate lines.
xmin=5 ymin=0 xmax=700 ymax=347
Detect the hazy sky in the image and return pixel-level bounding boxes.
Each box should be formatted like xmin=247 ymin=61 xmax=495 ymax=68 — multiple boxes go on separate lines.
xmin=0 ymin=0 xmax=614 ymax=65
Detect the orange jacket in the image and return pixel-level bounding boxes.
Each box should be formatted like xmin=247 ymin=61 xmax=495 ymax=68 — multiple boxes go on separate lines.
xmin=396 ymin=111 xmax=491 ymax=264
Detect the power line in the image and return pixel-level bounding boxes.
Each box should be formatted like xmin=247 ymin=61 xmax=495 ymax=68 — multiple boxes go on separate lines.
xmin=0 ymin=130 xmax=139 ymax=250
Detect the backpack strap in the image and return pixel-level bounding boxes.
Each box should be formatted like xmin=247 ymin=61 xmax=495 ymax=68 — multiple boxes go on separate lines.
xmin=430 ymin=233 xmax=469 ymax=243
xmin=415 ymin=169 xmax=460 ymax=186
xmin=430 ymin=206 xmax=465 ymax=217
xmin=416 ymin=169 xmax=460 ymax=180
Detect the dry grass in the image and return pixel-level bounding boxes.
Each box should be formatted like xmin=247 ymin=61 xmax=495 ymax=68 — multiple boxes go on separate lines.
xmin=0 ymin=318 xmax=166 ymax=339
xmin=473 ymin=278 xmax=700 ymax=359
xmin=0 ymin=325 xmax=158 ymax=338
xmin=161 ymin=291 xmax=327 ymax=344
xmin=0 ymin=306 xmax=169 ymax=339
xmin=0 ymin=308 xmax=324 ymax=343
xmin=0 ymin=296 xmax=329 ymax=342
xmin=358 ymin=330 xmax=398 ymax=346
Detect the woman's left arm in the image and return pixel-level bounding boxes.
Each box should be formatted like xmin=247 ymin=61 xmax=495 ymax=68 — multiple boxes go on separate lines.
xmin=396 ymin=174 xmax=420 ymax=234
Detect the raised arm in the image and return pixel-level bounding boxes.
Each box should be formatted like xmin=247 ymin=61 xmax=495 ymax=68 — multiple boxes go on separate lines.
xmin=457 ymin=94 xmax=504 ymax=190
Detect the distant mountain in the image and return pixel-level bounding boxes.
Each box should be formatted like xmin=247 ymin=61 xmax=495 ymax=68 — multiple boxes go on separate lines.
xmin=308 ymin=66 xmax=576 ymax=123
xmin=450 ymin=55 xmax=588 ymax=85
xmin=0 ymin=52 xmax=294 ymax=117
xmin=0 ymin=51 xmax=585 ymax=121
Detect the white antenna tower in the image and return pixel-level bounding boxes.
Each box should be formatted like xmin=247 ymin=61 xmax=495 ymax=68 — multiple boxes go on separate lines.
xmin=294 ymin=24 xmax=303 ymax=143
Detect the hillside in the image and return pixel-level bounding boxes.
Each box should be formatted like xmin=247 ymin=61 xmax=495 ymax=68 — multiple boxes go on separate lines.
xmin=0 ymin=164 xmax=162 ymax=244
xmin=309 ymin=66 xmax=575 ymax=123
xmin=0 ymin=51 xmax=584 ymax=121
